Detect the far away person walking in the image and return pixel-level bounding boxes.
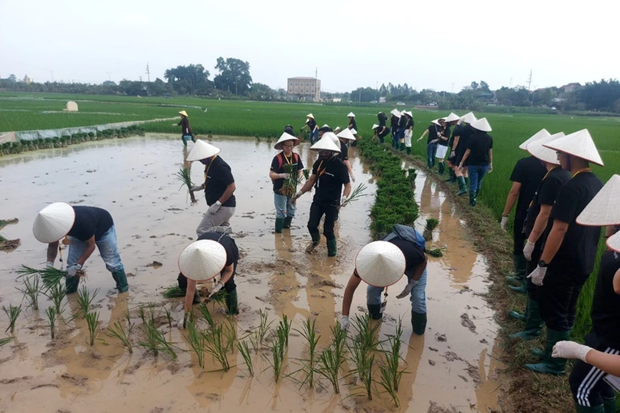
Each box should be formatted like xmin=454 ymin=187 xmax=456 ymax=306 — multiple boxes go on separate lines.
xmin=458 ymin=118 xmax=493 ymax=206
xmin=174 ymin=110 xmax=195 ymax=146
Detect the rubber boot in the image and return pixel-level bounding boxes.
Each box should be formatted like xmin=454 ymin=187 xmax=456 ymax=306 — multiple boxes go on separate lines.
xmin=406 ymin=147 xmax=411 ymax=155
xmin=469 ymin=190 xmax=476 ymax=206
xmin=66 ymin=276 xmax=80 ymax=294
xmin=509 ymin=298 xmax=528 ymax=322
xmin=327 ymin=238 xmax=337 ymax=257
xmin=575 ymin=403 xmax=605 ymax=413
xmin=602 ymin=397 xmax=616 ymax=413
xmin=509 ymin=299 xmax=543 ymax=340
xmin=525 ymin=328 xmax=570 ymax=375
xmin=306 ymin=232 xmax=321 ymax=253
xmin=508 ymin=255 xmax=528 ymax=293
xmin=225 ymin=289 xmax=239 ymax=315
xmin=367 ymin=304 xmax=382 ymax=320
xmin=412 ymin=311 xmax=428 ymax=335
xmin=445 ymin=168 xmax=456 ymax=182
xmin=456 ymin=176 xmax=467 ymax=196
xmin=193 ymin=289 xmax=201 ymax=304
xmin=283 ymin=216 xmax=293 ymax=229
xmin=437 ymin=163 xmax=445 ymax=175
xmin=275 ymin=218 xmax=285 ymax=233
xmin=506 ymin=254 xmax=525 ymax=284
xmin=508 ymin=278 xmax=527 ymax=294
xmin=112 ymin=269 xmax=129 ymax=293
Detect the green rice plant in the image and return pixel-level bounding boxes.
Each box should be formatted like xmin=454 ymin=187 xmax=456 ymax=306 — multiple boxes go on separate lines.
xmin=277 ymin=314 xmax=292 ymax=347
xmin=76 ymin=286 xmax=99 ymax=317
xmin=266 ymin=329 xmax=286 ymax=382
xmin=237 ymin=340 xmax=254 ymax=376
xmin=378 ymin=363 xmax=400 ymax=408
xmin=425 ymin=248 xmax=443 ymax=258
xmin=17 ymin=275 xmax=42 ymax=310
xmin=163 ymin=306 xmax=173 ymax=329
xmin=162 ymin=285 xmax=184 ymax=298
xmin=294 ymin=318 xmax=320 ymax=389
xmin=136 ymin=304 xmax=147 ymax=324
xmin=17 ymin=265 xmax=66 ymax=290
xmin=351 ymin=314 xmax=380 ymax=353
xmin=176 ymin=167 xmax=197 ymax=204
xmin=138 ymin=321 xmax=177 ymax=360
xmin=202 ymin=324 xmax=230 ymax=371
xmin=381 ymin=319 xmax=406 ymax=392
xmin=186 ymin=321 xmax=206 ymax=368
xmin=105 ymin=320 xmax=133 ymax=353
xmin=223 ymin=318 xmax=237 ymax=354
xmin=3 ymin=304 xmax=22 ymax=333
xmin=0 ymin=336 xmax=13 ymax=347
xmin=45 ymin=307 xmax=57 ymax=339
xmin=342 ymin=183 xmax=368 ymax=206
xmin=425 ymin=218 xmax=439 ymax=232
xmin=316 ymin=324 xmax=347 ymax=394
xmin=45 ymin=282 xmax=66 ymax=315
xmin=348 ymin=339 xmax=375 ymax=400
xmin=302 ymin=169 xmax=310 ymax=180
xmin=85 ymin=311 xmax=100 ymax=346
xmin=249 ymin=309 xmax=273 ymax=351
xmin=198 ymin=303 xmax=215 ymax=329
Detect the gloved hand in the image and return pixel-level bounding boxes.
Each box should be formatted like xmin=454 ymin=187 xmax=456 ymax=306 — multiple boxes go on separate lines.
xmin=552 ymin=341 xmax=592 ymax=362
xmin=191 ymin=185 xmax=203 ymax=192
xmin=488 ymin=163 xmax=493 ymax=173
xmin=431 ymin=139 xmax=438 ymax=144
xmin=523 ymin=240 xmax=536 ymax=261
xmin=500 ymin=216 xmax=508 ymax=232
xmin=208 ymin=200 xmax=222 ymax=215
xmin=417 ymin=136 xmax=424 ymax=142
xmin=172 ymin=123 xmax=177 ymax=126
xmin=46 ymin=261 xmax=54 ymax=269
xmin=66 ymin=264 xmax=82 ymax=278
xmin=293 ymin=190 xmax=304 ymax=200
xmin=396 ymin=279 xmax=419 ymax=299
xmin=176 ymin=313 xmax=188 ymax=329
xmin=278 ymin=173 xmax=290 ymax=179
xmin=450 ymin=151 xmax=456 ymax=158
xmin=527 ymin=265 xmax=547 ymax=286
xmin=458 ymin=163 xmax=463 ymax=170
xmin=340 ymin=315 xmax=350 ymax=331
xmin=350 ymin=174 xmax=356 ymax=183
xmin=208 ymin=282 xmax=224 ymax=298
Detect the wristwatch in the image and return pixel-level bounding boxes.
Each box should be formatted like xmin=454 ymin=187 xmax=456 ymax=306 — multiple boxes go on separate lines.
xmin=538 ymin=260 xmax=548 ymax=268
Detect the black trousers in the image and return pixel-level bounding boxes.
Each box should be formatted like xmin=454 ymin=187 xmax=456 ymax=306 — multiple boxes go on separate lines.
xmin=307 ymin=201 xmax=338 ymax=240
xmin=513 ymin=218 xmax=526 ymax=255
xmin=569 ymin=331 xmax=617 ymax=407
xmin=538 ymin=266 xmax=588 ymax=332
xmin=177 ymin=263 xmax=237 ymax=294
xmin=378 ymin=128 xmax=390 ymax=143
xmin=526 ymin=244 xmax=543 ymax=301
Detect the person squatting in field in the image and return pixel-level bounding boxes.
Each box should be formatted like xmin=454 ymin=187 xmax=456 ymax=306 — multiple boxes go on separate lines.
xmin=418 ymin=118 xmax=442 ymax=169
xmin=174 ymin=110 xmax=195 ymax=146
xmin=375 ymin=111 xmax=390 ymax=144
xmin=269 ymin=132 xmax=304 ymax=233
xmin=451 ymin=112 xmax=477 ymax=194
xmin=458 ymin=118 xmax=494 ymax=207
xmin=341 ymin=225 xmax=429 ymax=335
xmin=187 ymin=140 xmax=236 ymax=237
xmin=33 ymin=203 xmax=128 ymax=294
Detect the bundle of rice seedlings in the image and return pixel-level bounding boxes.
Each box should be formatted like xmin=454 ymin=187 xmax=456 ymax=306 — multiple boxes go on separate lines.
xmin=176 ymin=167 xmax=197 ymax=204
xmin=277 ymin=314 xmax=292 ymax=347
xmin=17 ymin=265 xmax=66 ymax=290
xmin=342 ymin=183 xmax=368 ymax=207
xmin=162 ymin=285 xmax=185 ymax=298
xmin=425 ymin=248 xmax=443 ymax=258
xmin=3 ymin=304 xmax=22 ymax=334
xmin=105 ymin=320 xmax=133 ymax=353
xmin=348 ymin=339 xmax=375 ymax=400
xmin=85 ymin=311 xmax=100 ymax=346
xmin=316 ymin=324 xmax=347 ymax=394
xmin=280 ymin=164 xmax=304 ymax=197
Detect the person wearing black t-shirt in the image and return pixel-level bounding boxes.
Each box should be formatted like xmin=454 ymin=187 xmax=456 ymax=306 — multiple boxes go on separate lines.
xmin=347 ymin=112 xmax=357 ymax=131
xmin=525 ymin=129 xmax=604 ymax=376
xmin=294 ymin=133 xmax=351 ymax=257
xmin=436 ymin=116 xmax=456 ymax=175
xmin=397 ymin=111 xmax=408 ymax=151
xmin=418 ymin=119 xmax=441 ymax=168
xmin=403 ymin=111 xmax=414 ymax=154
xmin=34 ymin=203 xmax=128 ymax=294
xmin=459 ymin=118 xmax=493 ymax=207
xmin=390 ymin=110 xmax=400 ymax=149
xmin=377 ymin=112 xmax=390 ymax=143
xmin=174 ymin=110 xmax=195 ymax=146
xmin=270 ymin=133 xmax=304 ymax=233
xmin=305 ymin=114 xmax=319 ymax=144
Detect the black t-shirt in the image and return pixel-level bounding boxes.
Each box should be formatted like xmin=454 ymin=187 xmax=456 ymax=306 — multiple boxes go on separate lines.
xmin=307 ymin=119 xmax=317 ymax=131
xmin=510 ymin=156 xmax=548 ymax=221
xmin=378 ymin=114 xmax=387 ymax=128
xmin=203 ymin=156 xmax=236 ymax=207
xmin=591 ymin=250 xmax=620 ymax=345
xmin=524 ymin=167 xmax=571 ymax=237
xmin=390 ymin=115 xmax=399 ymax=128
xmin=270 ymin=152 xmax=304 ymax=194
xmin=455 ymin=125 xmax=475 ymax=155
xmin=67 ymin=206 xmax=114 ymax=242
xmin=179 ymin=117 xmax=192 ymax=135
xmin=465 ymin=132 xmax=493 ymax=166
xmin=349 ymin=118 xmax=357 ymax=130
xmin=398 ymin=116 xmax=408 ymax=129
xmin=198 ymin=232 xmax=239 ymax=269
xmin=406 ymin=118 xmax=414 ymax=130
xmin=354 ymin=238 xmax=425 ymax=279
xmin=549 ymin=172 xmax=603 ymax=274
xmin=438 ymin=125 xmax=450 ymax=146
xmin=426 ymin=125 xmax=439 ymax=144
xmin=311 ymin=156 xmax=350 ymax=205
xmin=337 ymin=141 xmax=349 ymax=162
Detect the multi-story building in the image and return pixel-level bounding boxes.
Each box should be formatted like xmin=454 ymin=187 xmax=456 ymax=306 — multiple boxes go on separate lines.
xmin=287 ymin=77 xmax=321 ymax=101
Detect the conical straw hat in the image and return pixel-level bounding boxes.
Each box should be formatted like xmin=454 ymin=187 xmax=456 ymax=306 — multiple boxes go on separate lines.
xmin=306 ymin=113 xmax=314 ymax=119
xmin=543 ymin=129 xmax=604 ymax=166
xmin=444 ymin=112 xmax=460 ymax=122
xmin=471 ymin=118 xmax=492 ymax=132
xmin=178 ymin=240 xmax=227 ymax=282
xmin=347 ymin=112 xmax=355 ymax=117
xmin=576 ymin=174 xmax=620 ymax=226
xmin=355 ymin=241 xmax=406 ymax=287
xmin=274 ymin=132 xmax=299 ymax=150
xmin=337 ymin=128 xmax=356 ymax=141
xmin=33 ymin=202 xmax=76 ymax=243
xmin=526 ymin=132 xmax=565 ymax=165
xmin=519 ymin=129 xmax=550 ymax=150
xmin=310 ymin=134 xmax=341 ymax=153
xmin=607 ymin=231 xmax=620 ymax=253
xmin=431 ymin=119 xmax=441 ymax=126
xmin=179 ymin=110 xmax=188 ymax=117
xmin=458 ymin=112 xmax=476 ymax=125
xmin=187 ymin=139 xmax=220 ymax=161
xmin=371 ymin=124 xmax=379 ymax=130
xmin=390 ymin=109 xmax=401 ymax=117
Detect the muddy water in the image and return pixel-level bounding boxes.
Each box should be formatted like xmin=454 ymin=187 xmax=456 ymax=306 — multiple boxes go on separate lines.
xmin=0 ymin=135 xmax=503 ymax=413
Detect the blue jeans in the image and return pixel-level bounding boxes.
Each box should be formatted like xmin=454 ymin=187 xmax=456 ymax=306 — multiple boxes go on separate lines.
xmin=367 ymin=269 xmax=428 ymax=314
xmin=274 ymin=192 xmax=296 ymax=219
xmin=310 ymin=130 xmax=319 ymax=144
xmin=468 ymin=165 xmax=489 ymax=193
xmin=68 ymin=225 xmax=124 ymax=273
xmin=426 ymin=143 xmax=437 ymax=168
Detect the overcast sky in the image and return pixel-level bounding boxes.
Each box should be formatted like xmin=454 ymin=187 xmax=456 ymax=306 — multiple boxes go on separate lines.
xmin=1 ymin=0 xmax=618 ymax=93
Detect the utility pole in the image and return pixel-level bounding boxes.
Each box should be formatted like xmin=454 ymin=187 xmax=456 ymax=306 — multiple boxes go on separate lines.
xmin=139 ymin=76 xmax=142 ymax=82
xmin=146 ymin=63 xmax=151 ymax=82
xmin=527 ymin=69 xmax=533 ymax=91
xmin=376 ymin=81 xmax=378 ymax=101
xmin=106 ymin=72 xmax=111 ymax=81
xmin=50 ymin=71 xmax=54 ymax=82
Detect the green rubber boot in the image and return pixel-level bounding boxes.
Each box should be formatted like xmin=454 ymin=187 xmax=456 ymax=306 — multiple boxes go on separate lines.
xmin=367 ymin=304 xmax=382 ymax=320
xmin=65 ymin=275 xmax=80 ymax=294
xmin=406 ymin=147 xmax=411 ymax=155
xmin=445 ymin=168 xmax=456 ymax=182
xmin=506 ymin=254 xmax=524 ymax=284
xmin=602 ymin=397 xmax=616 ymax=413
xmin=437 ymin=163 xmax=445 ymax=175
xmin=275 ymin=218 xmax=285 ymax=233
xmin=469 ymin=190 xmax=477 ymax=206
xmin=283 ymin=216 xmax=293 ymax=229
xmin=509 ymin=297 xmax=528 ymax=322
xmin=412 ymin=311 xmax=428 ymax=335
xmin=112 ymin=269 xmax=129 ymax=293
xmin=508 ymin=254 xmax=528 ymax=293
xmin=509 ymin=299 xmax=543 ymax=340
xmin=456 ymin=176 xmax=467 ymax=196
xmin=575 ymin=403 xmax=605 ymax=413
xmin=225 ymin=289 xmax=239 ymax=315
xmin=306 ymin=232 xmax=321 ymax=253
xmin=525 ymin=328 xmax=570 ymax=375
xmin=327 ymin=238 xmax=337 ymax=257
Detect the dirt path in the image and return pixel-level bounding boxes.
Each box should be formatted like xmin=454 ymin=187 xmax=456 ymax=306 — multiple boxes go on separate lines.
xmin=0 ymin=134 xmax=504 ymax=412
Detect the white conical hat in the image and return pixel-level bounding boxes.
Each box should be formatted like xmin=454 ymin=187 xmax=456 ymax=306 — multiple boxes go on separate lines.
xmin=179 ymin=110 xmax=188 ymax=117
xmin=337 ymin=128 xmax=356 ymax=141
xmin=458 ymin=112 xmax=476 ymax=125
xmin=607 ymin=231 xmax=620 ymax=253
xmin=306 ymin=113 xmax=314 ymax=119
xmin=350 ymin=128 xmax=357 ymax=135
xmin=347 ymin=112 xmax=355 ymax=117
xmin=355 ymin=241 xmax=406 ymax=287
xmin=371 ymin=124 xmax=379 ymax=130
xmin=543 ymin=129 xmax=604 ymax=166
xmin=471 ymin=118 xmax=492 ymax=132
xmin=390 ymin=109 xmax=401 ymax=117
xmin=274 ymin=132 xmax=299 ymax=150
xmin=178 ymin=240 xmax=227 ymax=282
xmin=444 ymin=112 xmax=460 ymax=122
xmin=576 ymin=175 xmax=620 ymax=226
xmin=526 ymin=132 xmax=565 ymax=165
xmin=310 ymin=133 xmax=341 ymax=153
xmin=431 ymin=119 xmax=441 ymax=126
xmin=187 ymin=139 xmax=220 ymax=162
xmin=519 ymin=129 xmax=551 ymax=150
xmin=33 ymin=202 xmax=76 ymax=243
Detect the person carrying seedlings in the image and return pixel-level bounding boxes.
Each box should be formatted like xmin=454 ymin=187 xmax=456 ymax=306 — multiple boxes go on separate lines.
xmin=452 ymin=112 xmax=477 ymax=194
xmin=376 ymin=111 xmax=390 ymax=143
xmin=436 ymin=113 xmax=459 ymax=174
xmin=417 ymin=119 xmax=441 ymax=169
xmin=174 ymin=110 xmax=195 ymax=146
xmin=269 ymin=132 xmax=304 ymax=233
xmin=33 ymin=202 xmax=128 ymax=294
xmin=294 ymin=133 xmax=351 ymax=257
xmin=508 ymin=133 xmax=570 ymax=340
xmin=335 ymin=128 xmax=357 ymax=182
xmin=390 ymin=109 xmax=401 ymax=149
xmin=347 ymin=112 xmax=357 ymax=131
xmin=403 ymin=111 xmax=415 ymax=154
xmin=188 ymin=140 xmax=236 ymax=237
xmin=177 ymin=228 xmax=240 ymax=324
xmin=501 ymin=129 xmax=551 ymax=294
xmin=303 ymin=113 xmax=319 ymax=144
xmin=524 ymin=129 xmax=604 ymax=376
xmin=340 ymin=224 xmax=428 ymax=335
xmin=458 ymin=118 xmax=493 ymax=207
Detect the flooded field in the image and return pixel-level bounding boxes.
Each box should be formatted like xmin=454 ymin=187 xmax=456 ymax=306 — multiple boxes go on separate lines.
xmin=0 ymin=135 xmax=504 ymax=413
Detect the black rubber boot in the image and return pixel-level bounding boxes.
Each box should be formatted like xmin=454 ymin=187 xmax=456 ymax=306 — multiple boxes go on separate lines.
xmin=445 ymin=169 xmax=456 ymax=182
xmin=575 ymin=403 xmax=605 ymax=413
xmin=525 ymin=328 xmax=570 ymax=375
xmin=283 ymin=216 xmax=293 ymax=229
xmin=406 ymin=147 xmax=411 ymax=155
xmin=367 ymin=304 xmax=382 ymax=320
xmin=469 ymin=190 xmax=476 ymax=206
xmin=66 ymin=276 xmax=80 ymax=294
xmin=112 ymin=269 xmax=129 ymax=293
xmin=437 ymin=163 xmax=445 ymax=175
xmin=602 ymin=397 xmax=616 ymax=413
xmin=456 ymin=176 xmax=467 ymax=196
xmin=225 ymin=289 xmax=239 ymax=315
xmin=400 ymin=143 xmax=405 ymax=151
xmin=412 ymin=311 xmax=427 ymax=335
xmin=506 ymin=254 xmax=525 ymax=284
xmin=275 ymin=218 xmax=284 ymax=233
xmin=509 ymin=299 xmax=543 ymax=340
xmin=306 ymin=232 xmax=321 ymax=253
xmin=327 ymin=238 xmax=337 ymax=257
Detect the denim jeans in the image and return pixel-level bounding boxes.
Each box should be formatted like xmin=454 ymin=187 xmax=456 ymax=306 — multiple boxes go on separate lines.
xmin=68 ymin=225 xmax=124 ymax=273
xmin=274 ymin=192 xmax=296 ymax=219
xmin=426 ymin=143 xmax=438 ymax=168
xmin=366 ymin=268 xmax=428 ymax=314
xmin=468 ymin=165 xmax=488 ymax=193
xmin=310 ymin=130 xmax=319 ymax=144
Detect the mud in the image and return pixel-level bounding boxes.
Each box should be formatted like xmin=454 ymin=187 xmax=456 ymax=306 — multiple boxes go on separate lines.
xmin=0 ymin=135 xmax=504 ymax=412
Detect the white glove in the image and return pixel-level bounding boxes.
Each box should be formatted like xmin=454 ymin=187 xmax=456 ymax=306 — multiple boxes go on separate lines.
xmin=294 ymin=190 xmax=304 ymax=200
xmin=46 ymin=261 xmax=54 ymax=269
xmin=450 ymin=151 xmax=456 ymax=158
xmin=458 ymin=163 xmax=463 ymax=170
xmin=66 ymin=264 xmax=82 ymax=278
xmin=500 ymin=216 xmax=508 ymax=232
xmin=191 ymin=185 xmax=203 ymax=192
xmin=396 ymin=279 xmax=419 ymax=299
xmin=208 ymin=282 xmax=224 ymax=298
xmin=340 ymin=316 xmax=350 ymax=331
xmin=172 ymin=123 xmax=178 ymax=126
xmin=527 ymin=265 xmax=547 ymax=286
xmin=278 ymin=173 xmax=290 ymax=179
xmin=523 ymin=240 xmax=535 ymax=261
xmin=176 ymin=313 xmax=188 ymax=329
xmin=208 ymin=201 xmax=222 ymax=214
xmin=552 ymin=341 xmax=592 ymax=362
xmin=350 ymin=174 xmax=356 ymax=183
xmin=417 ymin=136 xmax=423 ymax=142
xmin=488 ymin=164 xmax=493 ymax=173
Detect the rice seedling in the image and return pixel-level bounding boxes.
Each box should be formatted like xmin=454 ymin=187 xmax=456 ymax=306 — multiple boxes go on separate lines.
xmin=425 ymin=248 xmax=443 ymax=258
xmin=17 ymin=265 xmax=66 ymax=290
xmin=302 ymin=169 xmax=310 ymax=180
xmin=316 ymin=324 xmax=347 ymax=394
xmin=176 ymin=167 xmax=198 ymax=204
xmin=277 ymin=314 xmax=292 ymax=347
xmin=223 ymin=318 xmax=237 ymax=354
xmin=76 ymin=286 xmax=99 ymax=317
xmin=266 ymin=329 xmax=286 ymax=382
xmin=163 ymin=306 xmax=173 ymax=329
xmin=237 ymin=340 xmax=254 ymax=376
xmin=136 ymin=304 xmax=147 ymax=324
xmin=138 ymin=321 xmax=177 ymax=360
xmin=249 ymin=309 xmax=273 ymax=351
xmin=202 ymin=324 xmax=230 ymax=371
xmin=348 ymin=339 xmax=375 ymax=400
xmin=351 ymin=314 xmax=380 ymax=353
xmin=45 ymin=307 xmax=57 ymax=339
xmin=198 ymin=303 xmax=215 ymax=329
xmin=381 ymin=319 xmax=406 ymax=392
xmin=342 ymin=183 xmax=368 ymax=206
xmin=0 ymin=336 xmax=13 ymax=347
xmin=162 ymin=284 xmax=185 ymax=298
xmin=186 ymin=321 xmax=206 ymax=368
xmin=17 ymin=275 xmax=41 ymax=310
xmin=45 ymin=283 xmax=66 ymax=315
xmin=280 ymin=164 xmax=305 ymax=197
xmin=378 ymin=363 xmax=400 ymax=408
xmin=3 ymin=304 xmax=22 ymax=333
xmin=105 ymin=320 xmax=133 ymax=353
xmin=294 ymin=318 xmax=320 ymax=389
xmin=85 ymin=311 xmax=100 ymax=346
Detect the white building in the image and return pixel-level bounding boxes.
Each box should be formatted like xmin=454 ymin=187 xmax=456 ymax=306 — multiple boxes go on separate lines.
xmin=287 ymin=77 xmax=321 ymax=101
